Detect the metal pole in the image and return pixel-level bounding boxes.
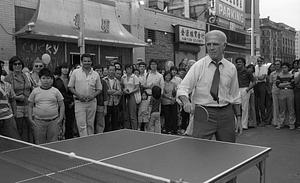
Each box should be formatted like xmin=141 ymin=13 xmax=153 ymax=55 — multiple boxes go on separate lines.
xmin=251 ymin=0 xmax=254 ymax=56
xmin=80 ymin=0 xmax=85 ymax=55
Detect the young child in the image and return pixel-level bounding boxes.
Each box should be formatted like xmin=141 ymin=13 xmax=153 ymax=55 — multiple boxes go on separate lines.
xmin=28 ymin=68 xmax=65 ymax=144
xmin=138 ymin=91 xmax=150 ymax=131
xmin=148 ymin=86 xmax=162 ymax=133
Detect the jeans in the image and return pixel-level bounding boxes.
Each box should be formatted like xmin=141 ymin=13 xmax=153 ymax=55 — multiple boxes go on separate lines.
xmin=15 ymin=117 xmax=34 ymax=143
xmin=293 ymin=88 xmax=300 ymax=127
xmin=34 ymin=117 xmax=59 ymax=144
xmin=271 ymin=89 xmax=280 ymax=126
xmin=64 ymin=103 xmax=75 ymax=139
xmin=104 ymin=105 xmax=119 ymax=132
xmin=0 ymin=117 xmax=21 ymax=140
xmin=248 ymin=91 xmax=257 ymax=127
xmin=254 ymin=82 xmax=267 ymax=124
xmin=95 ymin=105 xmax=106 ymax=133
xmin=148 ymin=112 xmax=161 ymax=133
xmin=124 ymin=94 xmax=137 ymax=130
xmin=278 ymin=89 xmax=296 ymax=127
xmin=163 ymin=104 xmax=178 ymax=133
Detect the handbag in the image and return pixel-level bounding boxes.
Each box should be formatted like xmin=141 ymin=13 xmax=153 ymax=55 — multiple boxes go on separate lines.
xmin=133 ymin=76 xmax=141 ymax=104
xmin=134 ymin=91 xmax=141 ymax=104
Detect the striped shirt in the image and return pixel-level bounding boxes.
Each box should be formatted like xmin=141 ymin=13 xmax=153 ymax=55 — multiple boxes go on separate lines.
xmin=276 ymin=72 xmax=294 ymax=89
xmin=0 ymin=80 xmax=15 ymax=120
xmin=103 ymin=76 xmax=121 ymax=106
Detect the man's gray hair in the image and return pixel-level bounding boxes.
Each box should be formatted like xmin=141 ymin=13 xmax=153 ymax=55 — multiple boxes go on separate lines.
xmin=205 ymin=30 xmax=227 ymax=44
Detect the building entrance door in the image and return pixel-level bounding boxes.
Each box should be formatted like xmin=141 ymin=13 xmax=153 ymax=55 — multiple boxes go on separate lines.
xmin=70 ymin=52 xmax=95 ymax=67
xmin=70 ymin=53 xmax=81 ymax=67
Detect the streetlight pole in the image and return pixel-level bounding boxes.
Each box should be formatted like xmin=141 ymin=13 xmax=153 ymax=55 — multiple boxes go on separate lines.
xmin=79 ymin=0 xmax=85 ymax=55
xmin=251 ymin=0 xmax=254 ymax=56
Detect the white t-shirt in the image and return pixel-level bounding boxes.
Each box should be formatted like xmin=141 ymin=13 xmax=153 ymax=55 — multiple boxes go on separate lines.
xmin=28 ymin=87 xmax=64 ymax=119
xmin=255 ymin=65 xmax=268 ymax=83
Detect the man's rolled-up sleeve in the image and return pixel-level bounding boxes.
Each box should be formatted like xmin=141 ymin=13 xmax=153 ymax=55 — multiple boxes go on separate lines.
xmin=176 ymin=63 xmax=198 ymax=99
xmin=230 ymin=67 xmax=241 ymax=104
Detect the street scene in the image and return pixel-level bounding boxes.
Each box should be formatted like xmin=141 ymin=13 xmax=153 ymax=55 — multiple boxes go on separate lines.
xmin=1 ymin=0 xmax=300 ymax=182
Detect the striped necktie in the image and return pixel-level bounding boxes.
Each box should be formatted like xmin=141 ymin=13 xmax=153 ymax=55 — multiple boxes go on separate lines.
xmin=210 ymin=61 xmax=220 ymax=103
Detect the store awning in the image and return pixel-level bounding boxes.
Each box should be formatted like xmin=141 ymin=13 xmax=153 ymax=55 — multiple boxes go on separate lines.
xmin=15 ymin=0 xmax=147 ymax=48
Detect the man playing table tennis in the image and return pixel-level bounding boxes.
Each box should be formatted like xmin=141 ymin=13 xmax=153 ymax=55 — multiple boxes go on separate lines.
xmin=177 ymin=30 xmax=242 ymax=141
xmin=177 ymin=30 xmax=242 ymax=183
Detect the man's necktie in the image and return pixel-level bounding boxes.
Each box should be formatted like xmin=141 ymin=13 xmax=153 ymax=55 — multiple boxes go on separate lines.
xmin=210 ymin=62 xmax=220 ymax=103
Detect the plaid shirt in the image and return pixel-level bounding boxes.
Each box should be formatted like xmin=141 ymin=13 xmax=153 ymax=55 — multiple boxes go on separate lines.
xmin=103 ymin=76 xmax=121 ymax=106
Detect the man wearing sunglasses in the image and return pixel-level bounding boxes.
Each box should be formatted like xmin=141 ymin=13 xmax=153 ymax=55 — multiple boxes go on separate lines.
xmin=254 ymin=57 xmax=268 ymax=127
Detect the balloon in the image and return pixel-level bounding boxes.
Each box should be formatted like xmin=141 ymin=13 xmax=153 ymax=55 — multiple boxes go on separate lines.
xmin=42 ymin=54 xmax=51 ymax=65
xmin=165 ymin=61 xmax=174 ymax=71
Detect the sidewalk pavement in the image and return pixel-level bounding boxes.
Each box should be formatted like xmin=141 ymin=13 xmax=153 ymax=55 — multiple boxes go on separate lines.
xmin=236 ymin=125 xmax=300 ymax=183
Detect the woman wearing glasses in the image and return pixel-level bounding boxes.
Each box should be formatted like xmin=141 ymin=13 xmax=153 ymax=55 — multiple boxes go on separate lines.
xmin=4 ymin=56 xmax=34 ymax=143
xmin=29 ymin=59 xmax=44 ymax=88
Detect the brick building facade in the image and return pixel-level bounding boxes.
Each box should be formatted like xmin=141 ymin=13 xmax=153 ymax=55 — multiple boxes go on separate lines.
xmin=0 ymin=0 xmax=16 ymax=71
xmin=0 ymin=0 xmax=206 ymax=71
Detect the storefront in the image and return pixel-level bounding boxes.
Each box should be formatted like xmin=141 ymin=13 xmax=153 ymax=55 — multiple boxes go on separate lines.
xmin=174 ymin=25 xmax=205 ymax=65
xmin=206 ymin=0 xmax=251 ymax=62
xmin=15 ymin=0 xmax=146 ymax=70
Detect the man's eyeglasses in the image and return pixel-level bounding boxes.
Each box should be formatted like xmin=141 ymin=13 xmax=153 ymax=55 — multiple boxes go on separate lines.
xmin=34 ymin=65 xmax=43 ymax=68
xmin=13 ymin=63 xmax=22 ymax=66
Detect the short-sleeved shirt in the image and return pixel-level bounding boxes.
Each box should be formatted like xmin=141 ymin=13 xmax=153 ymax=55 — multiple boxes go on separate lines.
xmin=140 ymin=71 xmax=164 ymax=95
xmin=149 ymin=97 xmax=161 ymax=113
xmin=162 ymin=81 xmax=176 ymax=105
xmin=270 ymin=71 xmax=281 ymax=91
xmin=255 ymin=65 xmax=268 ymax=83
xmin=121 ymin=74 xmax=139 ymax=92
xmin=68 ymin=68 xmax=102 ymax=96
xmin=4 ymin=72 xmax=31 ymax=106
xmin=28 ymin=87 xmax=64 ymax=119
xmin=237 ymin=68 xmax=255 ymax=88
xmin=0 ymin=81 xmax=15 ymax=120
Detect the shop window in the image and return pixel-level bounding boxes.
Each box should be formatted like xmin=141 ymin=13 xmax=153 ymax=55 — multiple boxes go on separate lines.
xmin=15 ymin=6 xmax=36 ymax=32
xmin=145 ymin=29 xmax=156 ymax=43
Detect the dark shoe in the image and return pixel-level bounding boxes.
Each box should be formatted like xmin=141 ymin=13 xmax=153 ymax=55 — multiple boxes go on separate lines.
xmin=258 ymin=123 xmax=266 ymax=127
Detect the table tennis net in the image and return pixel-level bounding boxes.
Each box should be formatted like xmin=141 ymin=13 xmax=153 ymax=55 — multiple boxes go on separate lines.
xmin=0 ymin=136 xmax=181 ymax=183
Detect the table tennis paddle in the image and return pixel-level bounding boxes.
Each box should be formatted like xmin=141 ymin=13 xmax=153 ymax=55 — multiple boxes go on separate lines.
xmin=192 ymin=105 xmax=209 ymax=138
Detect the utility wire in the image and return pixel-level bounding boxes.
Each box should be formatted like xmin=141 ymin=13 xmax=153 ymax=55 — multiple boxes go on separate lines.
xmin=0 ymin=23 xmax=14 ymax=36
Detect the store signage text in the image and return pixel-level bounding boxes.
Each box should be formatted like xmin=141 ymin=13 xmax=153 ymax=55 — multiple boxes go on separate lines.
xmin=216 ymin=1 xmax=245 ymax=25
xmin=220 ymin=0 xmax=244 ymax=11
xmin=22 ymin=43 xmax=60 ymax=55
xmin=177 ymin=26 xmax=205 ymax=45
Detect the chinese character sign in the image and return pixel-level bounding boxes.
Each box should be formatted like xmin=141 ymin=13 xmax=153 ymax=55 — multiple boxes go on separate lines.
xmin=178 ymin=26 xmax=205 ymax=45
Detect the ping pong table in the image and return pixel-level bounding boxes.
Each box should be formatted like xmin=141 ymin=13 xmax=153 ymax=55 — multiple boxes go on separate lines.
xmin=0 ymin=129 xmax=271 ymax=183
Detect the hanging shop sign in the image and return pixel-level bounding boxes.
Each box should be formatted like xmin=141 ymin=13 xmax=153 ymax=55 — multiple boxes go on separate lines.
xmin=174 ymin=25 xmax=205 ymax=45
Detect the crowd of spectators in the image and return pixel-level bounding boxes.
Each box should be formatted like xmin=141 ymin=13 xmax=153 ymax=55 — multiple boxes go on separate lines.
xmin=1 ymin=54 xmax=299 ymax=144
